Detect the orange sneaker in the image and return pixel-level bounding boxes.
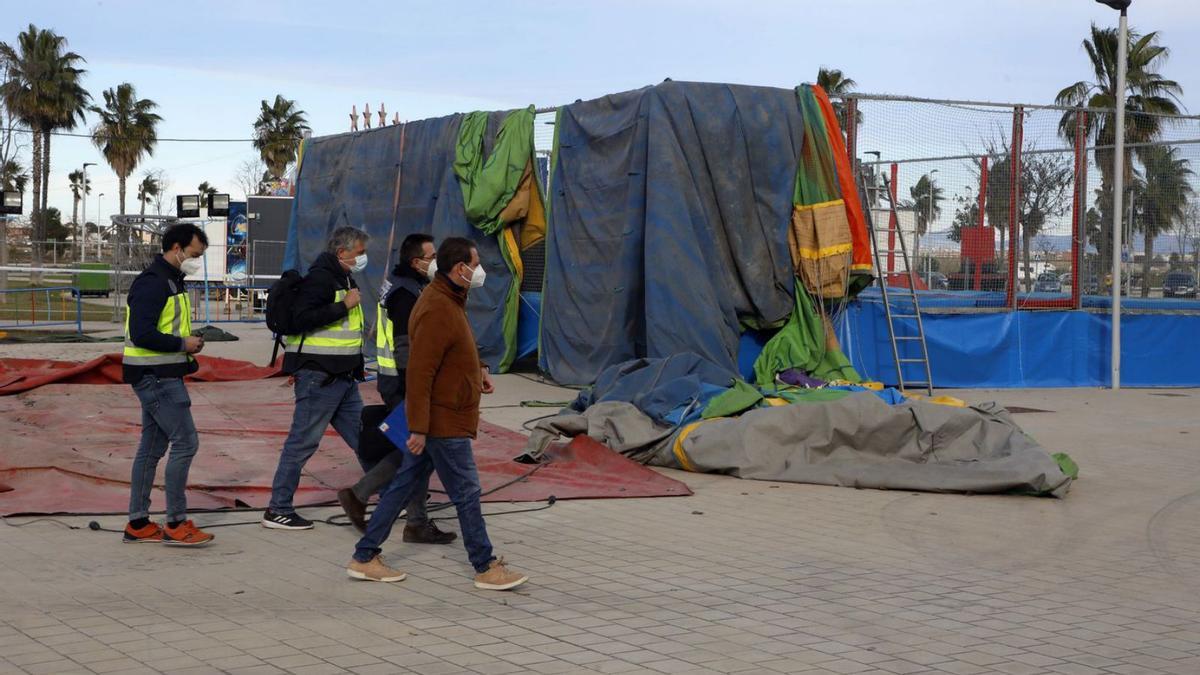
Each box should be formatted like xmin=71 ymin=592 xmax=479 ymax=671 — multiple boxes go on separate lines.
xmin=163 ymin=520 xmax=215 ymax=546
xmin=122 ymin=522 xmax=163 ymax=543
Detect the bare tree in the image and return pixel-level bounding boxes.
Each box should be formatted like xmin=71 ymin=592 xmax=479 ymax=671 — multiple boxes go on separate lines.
xmin=147 ymin=169 xmax=170 ymax=216
xmin=1035 ymin=234 xmax=1057 ymax=268
xmin=234 ymin=156 xmax=268 ymax=200
xmin=1175 ymin=201 xmax=1199 ymax=272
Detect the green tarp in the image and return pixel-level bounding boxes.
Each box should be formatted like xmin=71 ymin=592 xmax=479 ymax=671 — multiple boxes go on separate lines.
xmin=453 ymin=105 xmax=538 ymax=371
xmin=752 ymin=287 xmax=861 ymax=386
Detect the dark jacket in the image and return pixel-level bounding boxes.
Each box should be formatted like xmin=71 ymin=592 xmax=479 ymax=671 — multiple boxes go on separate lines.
xmin=123 ymin=254 xmax=197 ymax=384
xmin=378 ymin=265 xmax=428 ymax=409
xmin=283 ymin=251 xmax=365 ymax=377
xmin=406 ymin=274 xmax=482 ymax=438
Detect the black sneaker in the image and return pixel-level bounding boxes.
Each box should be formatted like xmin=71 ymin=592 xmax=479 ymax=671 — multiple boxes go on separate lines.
xmin=261 ymin=510 xmax=314 ymax=530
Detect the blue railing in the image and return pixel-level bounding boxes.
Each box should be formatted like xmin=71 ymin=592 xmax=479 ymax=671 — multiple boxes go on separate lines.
xmin=0 ymin=287 xmax=83 ymax=333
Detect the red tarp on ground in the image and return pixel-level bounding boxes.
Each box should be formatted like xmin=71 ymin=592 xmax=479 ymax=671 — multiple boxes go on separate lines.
xmin=0 ymin=353 xmax=283 ymax=395
xmin=0 ymin=367 xmax=690 ymax=515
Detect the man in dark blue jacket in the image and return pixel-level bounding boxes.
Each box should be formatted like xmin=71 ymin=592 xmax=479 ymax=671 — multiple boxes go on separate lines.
xmin=264 ymin=227 xmax=370 ymax=530
xmin=122 ymin=223 xmax=213 ymax=546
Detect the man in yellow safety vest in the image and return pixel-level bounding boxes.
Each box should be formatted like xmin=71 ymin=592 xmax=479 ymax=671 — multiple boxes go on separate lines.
xmin=122 ymin=223 xmax=214 ymax=546
xmin=264 ymin=227 xmax=371 ymax=530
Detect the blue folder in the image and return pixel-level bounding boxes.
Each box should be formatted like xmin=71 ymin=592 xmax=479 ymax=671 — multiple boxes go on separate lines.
xmin=379 ymin=405 xmax=410 ymax=449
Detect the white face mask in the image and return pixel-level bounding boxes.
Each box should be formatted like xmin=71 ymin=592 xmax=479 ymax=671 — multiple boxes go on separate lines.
xmin=425 ymin=258 xmax=438 ymax=281
xmin=178 ymin=252 xmax=203 ymax=276
xmin=460 ymin=263 xmax=486 ymax=289
xmin=348 ymin=253 xmax=368 ymax=273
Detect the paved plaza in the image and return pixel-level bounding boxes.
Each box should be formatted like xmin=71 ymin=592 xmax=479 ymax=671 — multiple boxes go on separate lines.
xmin=2 ymin=324 xmax=1198 ymax=674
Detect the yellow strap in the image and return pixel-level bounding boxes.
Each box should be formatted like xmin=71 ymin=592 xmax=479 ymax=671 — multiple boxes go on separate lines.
xmin=793 ymin=199 xmax=845 ymax=211
xmin=764 ymin=397 xmax=789 ymax=407
xmin=502 ymin=226 xmax=524 ymax=281
xmin=672 ymin=420 xmax=710 ymax=472
xmin=796 ymin=242 xmax=853 ymax=259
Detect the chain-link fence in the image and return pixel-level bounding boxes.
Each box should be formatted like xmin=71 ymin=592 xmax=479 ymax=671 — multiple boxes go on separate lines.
xmin=8 ymin=92 xmax=1200 ymax=325
xmin=841 ymin=94 xmax=1200 ymax=310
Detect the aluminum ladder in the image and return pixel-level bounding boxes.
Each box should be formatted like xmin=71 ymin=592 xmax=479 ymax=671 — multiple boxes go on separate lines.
xmin=860 ymin=171 xmax=934 ymax=396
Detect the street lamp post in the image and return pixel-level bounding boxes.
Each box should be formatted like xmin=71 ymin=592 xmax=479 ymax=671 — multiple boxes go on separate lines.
xmin=81 ymin=163 xmax=95 ymax=262
xmin=97 ymin=193 xmax=105 ymax=260
xmin=1096 ymin=0 xmax=1130 ymax=390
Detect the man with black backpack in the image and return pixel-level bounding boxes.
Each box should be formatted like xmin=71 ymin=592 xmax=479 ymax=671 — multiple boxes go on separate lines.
xmin=263 ymin=226 xmax=371 ymax=530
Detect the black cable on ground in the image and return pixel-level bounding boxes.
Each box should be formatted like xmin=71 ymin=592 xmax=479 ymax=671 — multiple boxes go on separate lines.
xmin=2 ymin=463 xmax=554 ymax=533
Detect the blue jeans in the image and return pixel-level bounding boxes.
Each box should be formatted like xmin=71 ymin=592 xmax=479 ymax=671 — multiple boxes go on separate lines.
xmin=354 ymin=437 xmax=495 ymax=573
xmin=353 ymin=449 xmax=430 ymax=526
xmin=269 ymin=370 xmax=364 ymax=514
xmin=129 ymin=375 xmax=199 ymax=523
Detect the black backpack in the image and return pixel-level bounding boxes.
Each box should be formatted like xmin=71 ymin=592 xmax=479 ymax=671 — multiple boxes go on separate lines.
xmin=265 ymin=269 xmax=307 ymax=366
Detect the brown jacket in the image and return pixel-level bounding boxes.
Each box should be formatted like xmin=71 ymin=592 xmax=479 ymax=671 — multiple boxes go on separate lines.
xmin=405 ymin=274 xmax=482 ymax=438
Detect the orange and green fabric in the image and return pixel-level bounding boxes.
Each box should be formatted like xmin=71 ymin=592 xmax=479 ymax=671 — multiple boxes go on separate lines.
xmin=792 ymin=85 xmax=873 ymax=298
xmin=453 ymin=105 xmax=546 ymax=372
xmin=810 ymin=84 xmax=873 ymax=293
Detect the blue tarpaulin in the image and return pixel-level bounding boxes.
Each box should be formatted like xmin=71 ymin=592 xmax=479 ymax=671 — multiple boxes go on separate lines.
xmin=284 ymin=113 xmax=517 ymax=370
xmin=836 ymin=300 xmax=1200 ymax=388
xmin=539 ymin=81 xmax=805 ymax=385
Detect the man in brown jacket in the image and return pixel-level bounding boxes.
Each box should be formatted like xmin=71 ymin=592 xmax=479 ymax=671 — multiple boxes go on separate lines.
xmin=347 ymin=237 xmax=528 ymax=590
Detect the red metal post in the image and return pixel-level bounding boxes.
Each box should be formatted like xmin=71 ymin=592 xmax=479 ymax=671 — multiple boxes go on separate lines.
xmin=887 ymin=163 xmax=899 ymax=275
xmin=976 ymin=156 xmax=989 ymax=291
xmin=844 ymin=98 xmax=858 ymax=164
xmin=1006 ymin=106 xmax=1023 ymax=309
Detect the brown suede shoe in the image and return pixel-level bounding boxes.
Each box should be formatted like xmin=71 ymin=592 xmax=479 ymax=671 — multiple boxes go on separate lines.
xmin=402 ymin=521 xmax=457 ymax=545
xmin=473 ymin=557 xmax=528 ymax=591
xmin=346 ymin=555 xmax=407 ymax=582
xmin=337 ymin=488 xmax=367 ymax=534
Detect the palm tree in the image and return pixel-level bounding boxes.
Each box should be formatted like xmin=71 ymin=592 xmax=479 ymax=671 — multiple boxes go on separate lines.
xmin=198 ymin=181 xmax=217 ymax=202
xmin=0 ymin=25 xmax=88 ymax=265
xmin=1056 ymin=23 xmax=1184 ymax=277
xmin=909 ymin=174 xmax=944 ymax=273
xmin=68 ymin=168 xmax=90 ymax=246
xmin=0 ymin=159 xmax=28 ymax=192
xmin=817 ymin=67 xmax=859 ymax=131
xmin=91 ymin=83 xmax=161 ymax=216
xmin=136 ymin=173 xmax=160 ymax=216
xmin=39 ymin=53 xmax=88 ymax=240
xmin=253 ymin=94 xmax=309 ymax=180
xmin=1135 ymin=146 xmax=1194 ymax=296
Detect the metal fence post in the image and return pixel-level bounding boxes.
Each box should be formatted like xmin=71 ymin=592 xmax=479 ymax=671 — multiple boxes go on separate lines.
xmin=887 ymin=163 xmax=899 ymax=276
xmin=976 ymin=156 xmax=989 ymax=292
xmin=1072 ymin=109 xmax=1088 ymax=309
xmin=844 ymin=97 xmax=858 ymax=163
xmin=1007 ymin=106 xmax=1024 ymax=310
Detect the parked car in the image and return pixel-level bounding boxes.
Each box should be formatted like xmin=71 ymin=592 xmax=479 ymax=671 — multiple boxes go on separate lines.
xmin=1059 ymin=272 xmax=1072 ymax=287
xmin=1081 ymin=276 xmax=1100 ymax=295
xmin=1162 ymin=272 xmax=1198 ymax=299
xmin=921 ymin=271 xmax=949 ymax=291
xmin=1034 ymin=272 xmax=1062 ymax=293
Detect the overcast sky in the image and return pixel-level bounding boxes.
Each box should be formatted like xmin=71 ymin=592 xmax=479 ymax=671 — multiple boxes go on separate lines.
xmin=6 ymin=0 xmax=1200 ymax=231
